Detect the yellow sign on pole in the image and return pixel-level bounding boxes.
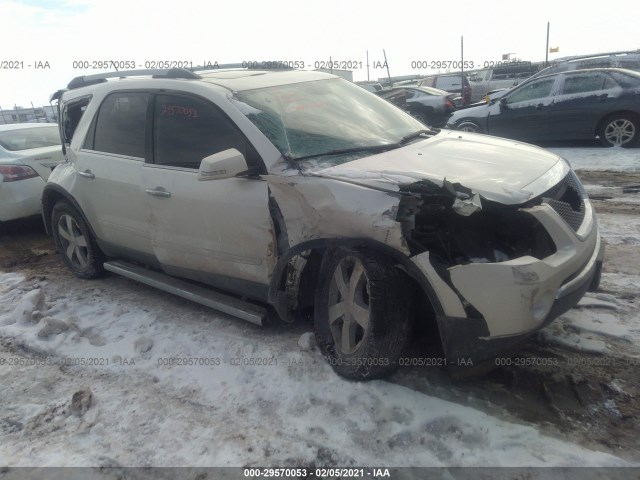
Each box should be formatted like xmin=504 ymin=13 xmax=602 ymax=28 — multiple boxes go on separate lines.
xmin=549 ymin=47 xmax=560 ymax=53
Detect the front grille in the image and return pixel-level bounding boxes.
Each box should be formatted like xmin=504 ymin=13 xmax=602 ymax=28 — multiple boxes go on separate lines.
xmin=541 ymin=171 xmax=586 ymax=232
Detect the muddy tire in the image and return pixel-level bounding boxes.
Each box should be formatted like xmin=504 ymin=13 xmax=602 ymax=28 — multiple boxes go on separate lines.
xmin=51 ymin=200 xmax=103 ymax=279
xmin=314 ymin=248 xmax=412 ymax=380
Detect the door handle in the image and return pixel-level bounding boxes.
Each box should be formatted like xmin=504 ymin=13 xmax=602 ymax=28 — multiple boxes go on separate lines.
xmin=77 ymin=169 xmax=95 ymax=179
xmin=535 ymin=103 xmax=544 ymax=110
xmin=598 ymin=93 xmax=608 ymax=101
xmin=145 ymin=187 xmax=171 ymax=198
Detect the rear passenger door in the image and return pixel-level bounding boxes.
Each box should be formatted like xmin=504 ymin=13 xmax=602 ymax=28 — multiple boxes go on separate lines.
xmin=73 ymin=92 xmax=154 ymax=258
xmin=141 ymin=93 xmax=274 ymax=296
xmin=548 ymin=72 xmax=618 ymax=139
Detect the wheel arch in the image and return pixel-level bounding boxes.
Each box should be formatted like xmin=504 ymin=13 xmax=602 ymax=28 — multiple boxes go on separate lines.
xmin=267 ymin=237 xmax=446 ymax=325
xmin=42 ymin=185 xmax=98 ymax=241
xmin=595 ymin=110 xmax=640 ymax=136
xmin=456 ymin=119 xmax=484 ymax=133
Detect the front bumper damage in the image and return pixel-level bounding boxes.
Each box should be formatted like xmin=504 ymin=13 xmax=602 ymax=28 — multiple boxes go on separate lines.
xmin=411 ymin=201 xmax=605 ymax=364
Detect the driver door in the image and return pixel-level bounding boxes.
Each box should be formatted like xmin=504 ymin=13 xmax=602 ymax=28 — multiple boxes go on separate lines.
xmin=488 ymin=77 xmax=558 ymax=142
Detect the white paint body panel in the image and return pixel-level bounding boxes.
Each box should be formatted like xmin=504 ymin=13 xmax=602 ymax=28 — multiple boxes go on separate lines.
xmin=312 ymin=130 xmax=568 ymax=204
xmin=142 ymin=165 xmax=273 ymax=285
xmin=0 ymin=176 xmax=45 ymax=221
xmin=71 ymin=151 xmax=152 ymax=255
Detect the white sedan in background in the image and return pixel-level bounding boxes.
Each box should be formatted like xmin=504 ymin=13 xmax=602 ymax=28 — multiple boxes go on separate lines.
xmin=0 ymin=123 xmax=64 ymax=223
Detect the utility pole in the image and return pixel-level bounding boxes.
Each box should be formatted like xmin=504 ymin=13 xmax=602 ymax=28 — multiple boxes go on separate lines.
xmin=383 ymin=49 xmax=391 ymax=84
xmin=366 ymin=50 xmax=370 ymax=81
xmin=461 ymin=36 xmax=465 ymax=104
xmin=545 ymin=21 xmax=550 ymax=67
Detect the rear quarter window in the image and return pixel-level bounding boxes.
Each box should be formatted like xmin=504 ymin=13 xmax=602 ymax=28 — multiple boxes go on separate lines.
xmin=61 ymin=96 xmax=91 ymax=144
xmin=610 ymin=71 xmax=640 ymax=88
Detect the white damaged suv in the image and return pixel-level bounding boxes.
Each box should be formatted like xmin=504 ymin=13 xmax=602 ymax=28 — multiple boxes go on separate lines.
xmin=45 ymin=67 xmax=604 ymax=380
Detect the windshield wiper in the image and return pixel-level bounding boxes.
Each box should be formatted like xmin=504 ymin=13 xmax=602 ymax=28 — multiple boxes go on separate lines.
xmin=291 ymin=130 xmax=435 ymax=162
xmin=398 ymin=129 xmax=434 ymax=144
xmin=291 ymin=144 xmax=396 ymax=161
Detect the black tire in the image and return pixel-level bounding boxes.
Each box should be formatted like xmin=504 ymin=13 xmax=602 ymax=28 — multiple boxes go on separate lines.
xmin=457 ymin=121 xmax=482 ymax=133
xmin=598 ymin=113 xmax=639 ymax=147
xmin=51 ymin=200 xmax=103 ymax=279
xmin=314 ymin=248 xmax=413 ymax=380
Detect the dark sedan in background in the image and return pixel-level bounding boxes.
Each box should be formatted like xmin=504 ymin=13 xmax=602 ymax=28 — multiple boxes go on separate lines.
xmin=376 ymin=86 xmax=458 ymax=127
xmin=446 ymin=68 xmax=640 ymax=147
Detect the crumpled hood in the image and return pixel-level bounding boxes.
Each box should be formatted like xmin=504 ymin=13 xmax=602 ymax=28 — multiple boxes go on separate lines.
xmin=311 ymin=130 xmax=569 ymax=205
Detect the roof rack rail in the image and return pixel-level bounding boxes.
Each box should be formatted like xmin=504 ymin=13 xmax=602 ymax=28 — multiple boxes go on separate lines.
xmin=551 ymin=49 xmax=640 ymax=64
xmin=187 ymin=62 xmax=295 ymax=73
xmin=67 ymin=68 xmax=200 ymax=90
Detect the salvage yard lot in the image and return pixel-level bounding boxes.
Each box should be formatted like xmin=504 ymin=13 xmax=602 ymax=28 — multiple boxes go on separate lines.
xmin=0 ymin=144 xmax=639 ymax=469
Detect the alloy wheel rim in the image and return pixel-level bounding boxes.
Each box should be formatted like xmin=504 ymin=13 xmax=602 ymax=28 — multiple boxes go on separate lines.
xmin=460 ymin=123 xmax=478 ymax=133
xmin=57 ymin=214 xmax=89 ymax=269
xmin=327 ymin=256 xmax=371 ymax=354
xmin=604 ymin=119 xmax=635 ymax=146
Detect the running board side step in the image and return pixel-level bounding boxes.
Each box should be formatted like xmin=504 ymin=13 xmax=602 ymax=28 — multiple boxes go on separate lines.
xmin=103 ymin=260 xmax=266 ymax=326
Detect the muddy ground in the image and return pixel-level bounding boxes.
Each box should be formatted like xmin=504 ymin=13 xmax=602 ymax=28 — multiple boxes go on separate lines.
xmin=0 ymin=168 xmax=638 ymax=463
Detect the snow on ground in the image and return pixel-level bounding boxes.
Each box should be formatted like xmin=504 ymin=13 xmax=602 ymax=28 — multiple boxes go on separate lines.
xmin=540 ymin=212 xmax=640 ymax=358
xmin=0 ymin=271 xmax=632 ymax=467
xmin=541 ymin=288 xmax=640 ymax=357
xmin=597 ymin=214 xmax=640 ymax=246
xmin=548 ymin=146 xmax=639 ymax=172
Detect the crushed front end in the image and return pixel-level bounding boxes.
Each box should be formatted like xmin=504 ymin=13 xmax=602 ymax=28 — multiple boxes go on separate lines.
xmin=402 ymin=168 xmax=605 ymax=364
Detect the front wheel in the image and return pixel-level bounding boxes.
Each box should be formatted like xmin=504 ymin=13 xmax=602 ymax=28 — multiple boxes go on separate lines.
xmin=51 ymin=200 xmax=103 ymax=279
xmin=457 ymin=121 xmax=482 ymax=133
xmin=598 ymin=113 xmax=639 ymax=147
xmin=314 ymin=249 xmax=412 ymax=380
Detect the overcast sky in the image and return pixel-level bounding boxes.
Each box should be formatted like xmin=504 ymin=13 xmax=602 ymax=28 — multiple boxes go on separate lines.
xmin=1 ymin=0 xmax=639 ymax=107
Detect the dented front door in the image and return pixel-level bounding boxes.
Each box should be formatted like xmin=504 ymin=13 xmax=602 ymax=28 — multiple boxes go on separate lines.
xmin=142 ymin=164 xmax=274 ymax=288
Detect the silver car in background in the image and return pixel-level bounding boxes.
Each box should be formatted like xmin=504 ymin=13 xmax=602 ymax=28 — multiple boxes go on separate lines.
xmin=0 ymin=123 xmax=64 ymax=223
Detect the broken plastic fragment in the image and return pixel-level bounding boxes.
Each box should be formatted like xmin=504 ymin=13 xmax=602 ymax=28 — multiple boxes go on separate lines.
xmin=452 ymin=193 xmax=482 ymax=216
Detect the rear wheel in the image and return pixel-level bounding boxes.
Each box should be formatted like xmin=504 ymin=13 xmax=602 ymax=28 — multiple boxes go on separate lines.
xmin=314 ymin=249 xmax=412 ymax=380
xmin=598 ymin=113 xmax=639 ymax=147
xmin=51 ymin=200 xmax=103 ymax=279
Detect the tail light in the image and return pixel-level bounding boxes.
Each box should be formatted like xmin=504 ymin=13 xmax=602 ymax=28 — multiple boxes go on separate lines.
xmin=445 ymin=99 xmax=455 ymax=109
xmin=0 ymin=165 xmax=39 ymax=182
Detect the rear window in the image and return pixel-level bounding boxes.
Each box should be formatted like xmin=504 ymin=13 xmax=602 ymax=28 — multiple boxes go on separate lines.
xmin=0 ymin=125 xmax=61 ymax=151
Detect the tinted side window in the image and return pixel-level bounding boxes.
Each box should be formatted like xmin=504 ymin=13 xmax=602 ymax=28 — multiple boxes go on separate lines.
xmin=93 ymin=93 xmax=148 ymax=158
xmin=153 ymin=94 xmax=244 ymax=169
xmin=506 ymin=78 xmax=555 ymax=104
xmin=561 ymin=74 xmax=604 ymax=94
